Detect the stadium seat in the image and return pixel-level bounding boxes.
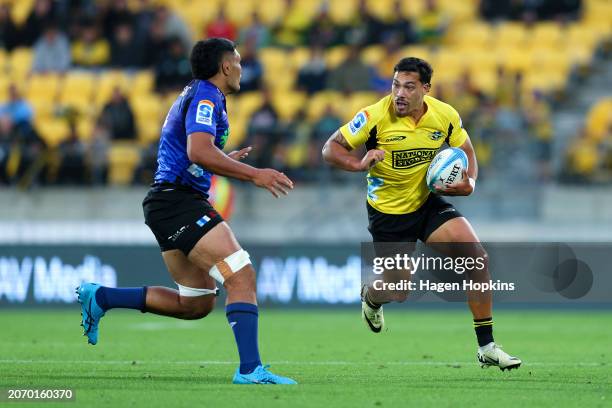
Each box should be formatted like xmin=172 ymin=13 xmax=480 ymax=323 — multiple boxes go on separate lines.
xmin=306 ymin=91 xmax=342 ymax=121
xmin=35 ymin=118 xmax=70 ymax=148
xmin=224 ymin=0 xmax=256 ymax=27
xmin=345 ymin=92 xmax=379 ymax=122
xmin=272 ymin=90 xmax=306 ymax=120
xmin=9 ymin=0 xmax=34 ymax=26
xmin=361 ymin=45 xmax=385 ymax=67
xmin=25 ymin=73 xmax=61 ymax=103
xmin=59 ymin=72 xmax=96 ymax=111
xmin=108 ymin=142 xmax=141 ymax=185
xmin=585 ymin=98 xmax=612 ymax=141
xmin=289 ymin=47 xmax=310 ymax=71
xmin=129 ymin=70 xmax=155 ymax=99
xmin=494 ymin=23 xmax=527 ymax=49
xmin=9 ymin=48 xmax=33 ymax=77
xmin=325 ymin=46 xmax=349 ymax=69
xmin=257 ymin=0 xmax=286 ymax=25
xmin=529 ymin=22 xmax=563 ymax=48
xmin=365 ymin=0 xmax=394 ymax=21
xmin=328 ymin=0 xmax=358 ymax=24
xmin=95 ymin=71 xmax=130 ymax=107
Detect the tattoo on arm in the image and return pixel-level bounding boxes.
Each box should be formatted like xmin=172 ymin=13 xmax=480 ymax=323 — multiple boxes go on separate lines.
xmin=331 ymin=132 xmax=353 ymax=151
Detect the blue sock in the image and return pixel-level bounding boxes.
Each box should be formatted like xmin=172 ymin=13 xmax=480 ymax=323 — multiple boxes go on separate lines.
xmin=95 ymin=286 xmax=147 ymax=312
xmin=226 ymin=303 xmax=262 ymax=374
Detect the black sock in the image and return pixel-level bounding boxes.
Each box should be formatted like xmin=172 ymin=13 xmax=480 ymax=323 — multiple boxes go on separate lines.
xmin=474 ymin=317 xmax=494 ymax=347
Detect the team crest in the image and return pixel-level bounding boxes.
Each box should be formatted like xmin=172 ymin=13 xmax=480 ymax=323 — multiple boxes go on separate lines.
xmin=430 ymin=130 xmax=444 ymax=141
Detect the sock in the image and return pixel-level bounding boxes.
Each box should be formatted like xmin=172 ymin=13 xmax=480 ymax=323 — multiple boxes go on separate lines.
xmin=474 ymin=317 xmax=494 ymax=347
xmin=226 ymin=303 xmax=262 ymax=374
xmin=364 ymin=289 xmax=382 ymax=310
xmin=95 ymin=286 xmax=147 ymax=312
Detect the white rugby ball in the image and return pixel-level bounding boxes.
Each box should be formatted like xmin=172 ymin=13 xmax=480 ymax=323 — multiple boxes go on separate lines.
xmin=426 ymin=148 xmax=468 ymax=192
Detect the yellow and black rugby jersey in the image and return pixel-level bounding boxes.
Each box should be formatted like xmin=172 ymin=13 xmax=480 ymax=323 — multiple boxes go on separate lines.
xmin=339 ymin=94 xmax=468 ymax=214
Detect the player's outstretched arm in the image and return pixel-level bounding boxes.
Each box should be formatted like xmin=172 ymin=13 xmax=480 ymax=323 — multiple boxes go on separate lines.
xmin=187 ymin=132 xmax=293 ymax=197
xmin=322 ymin=130 xmax=385 ymax=172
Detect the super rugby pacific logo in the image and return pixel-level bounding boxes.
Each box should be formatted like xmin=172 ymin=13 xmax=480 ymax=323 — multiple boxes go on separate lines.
xmin=348 ymin=111 xmax=368 ymax=134
xmin=392 ymin=148 xmax=438 ymax=169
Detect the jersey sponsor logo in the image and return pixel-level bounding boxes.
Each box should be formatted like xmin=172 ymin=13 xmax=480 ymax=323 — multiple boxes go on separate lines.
xmin=187 ymin=163 xmax=205 ymax=177
xmin=392 ymin=148 xmax=438 ymax=169
xmin=430 ymin=130 xmax=444 ymax=141
xmin=196 ymin=215 xmax=211 ymax=227
xmin=384 ymin=135 xmax=406 ymax=142
xmin=196 ymin=99 xmax=214 ymax=126
xmin=348 ymin=111 xmax=368 ymax=134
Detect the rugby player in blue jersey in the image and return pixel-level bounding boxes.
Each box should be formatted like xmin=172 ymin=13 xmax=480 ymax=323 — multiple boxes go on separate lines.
xmin=76 ymin=38 xmax=296 ymax=385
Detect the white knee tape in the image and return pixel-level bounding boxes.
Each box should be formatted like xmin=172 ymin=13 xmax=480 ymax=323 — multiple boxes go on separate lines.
xmin=176 ymin=282 xmax=218 ymax=297
xmin=208 ymin=248 xmax=251 ymax=284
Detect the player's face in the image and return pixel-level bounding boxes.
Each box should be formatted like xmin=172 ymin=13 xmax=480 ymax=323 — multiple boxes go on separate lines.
xmin=391 ymin=71 xmax=430 ymax=117
xmin=225 ymin=50 xmax=242 ymax=94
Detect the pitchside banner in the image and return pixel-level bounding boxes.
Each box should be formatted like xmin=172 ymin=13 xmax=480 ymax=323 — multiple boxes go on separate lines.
xmin=0 ymin=243 xmax=611 ymax=307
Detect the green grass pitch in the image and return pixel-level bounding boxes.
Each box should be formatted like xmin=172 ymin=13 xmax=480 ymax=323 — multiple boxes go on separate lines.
xmin=1 ymin=308 xmax=610 ymax=407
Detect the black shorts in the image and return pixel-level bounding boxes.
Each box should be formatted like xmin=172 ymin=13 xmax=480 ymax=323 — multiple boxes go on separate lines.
xmin=367 ymin=194 xmax=462 ymax=243
xmin=143 ymin=183 xmax=224 ymax=255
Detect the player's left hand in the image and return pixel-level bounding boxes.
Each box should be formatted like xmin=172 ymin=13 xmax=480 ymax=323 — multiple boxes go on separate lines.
xmin=228 ymin=146 xmax=252 ymax=161
xmin=435 ymin=169 xmax=475 ymax=196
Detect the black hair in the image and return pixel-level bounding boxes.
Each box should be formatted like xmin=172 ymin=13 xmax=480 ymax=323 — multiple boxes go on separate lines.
xmin=393 ymin=57 xmax=433 ymax=85
xmin=190 ymin=37 xmax=236 ymax=80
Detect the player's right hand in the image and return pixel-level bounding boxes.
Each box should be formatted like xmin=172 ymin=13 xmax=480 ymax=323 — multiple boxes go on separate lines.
xmin=358 ymin=149 xmax=385 ymax=171
xmin=253 ymin=169 xmax=294 ymax=198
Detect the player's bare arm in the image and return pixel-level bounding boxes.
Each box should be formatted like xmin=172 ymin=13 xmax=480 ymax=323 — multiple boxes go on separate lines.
xmin=188 ymin=132 xmax=293 ymax=198
xmin=436 ymin=136 xmax=478 ymax=196
xmin=322 ymin=130 xmax=385 ymax=172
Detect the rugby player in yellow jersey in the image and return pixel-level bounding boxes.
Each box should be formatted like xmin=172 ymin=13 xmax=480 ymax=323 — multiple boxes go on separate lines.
xmin=322 ymin=57 xmax=521 ymax=371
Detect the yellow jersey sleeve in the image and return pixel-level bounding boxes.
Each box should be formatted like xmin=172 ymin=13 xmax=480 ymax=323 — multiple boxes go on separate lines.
xmin=448 ymin=106 xmax=468 ymax=147
xmin=339 ymin=110 xmax=372 ymax=149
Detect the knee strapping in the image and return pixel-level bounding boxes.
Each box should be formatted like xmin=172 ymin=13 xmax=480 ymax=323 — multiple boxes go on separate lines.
xmin=175 ymin=282 xmax=219 ymax=297
xmin=208 ymin=248 xmax=251 ymax=284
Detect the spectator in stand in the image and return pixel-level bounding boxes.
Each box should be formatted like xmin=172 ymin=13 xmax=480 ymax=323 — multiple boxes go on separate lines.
xmin=72 ymin=22 xmax=110 ymax=68
xmin=100 ymin=87 xmax=136 ymax=140
xmin=0 ymin=84 xmax=46 ymax=183
xmin=238 ymin=12 xmax=271 ymax=49
xmin=101 ymin=0 xmax=134 ymax=42
xmin=132 ymin=141 xmax=158 ymax=185
xmin=327 ymin=45 xmax=372 ymax=93
xmin=306 ymin=8 xmax=339 ymax=48
xmin=0 ymin=4 xmax=19 ymax=51
xmin=21 ymin=0 xmax=56 ymax=46
xmin=31 ymin=24 xmax=71 ymax=73
xmin=86 ymin=119 xmax=110 ymax=185
xmin=238 ymin=38 xmax=263 ymax=92
xmin=383 ymin=0 xmax=418 ymax=45
xmin=343 ymin=0 xmax=384 ymax=46
xmin=57 ymin=123 xmax=87 ymax=185
xmin=245 ymin=88 xmax=279 ymax=168
xmin=275 ymin=108 xmax=312 ymax=179
xmin=296 ymin=45 xmax=328 ymax=94
xmin=205 ymin=8 xmax=237 ymax=41
xmin=132 ymin=0 xmax=156 ymax=48
xmin=155 ymin=5 xmax=192 ymax=50
xmin=417 ymin=0 xmax=449 ymax=45
xmin=311 ymin=104 xmax=342 ymax=166
xmin=110 ymin=22 xmax=143 ymax=68
xmin=154 ymin=36 xmax=191 ymax=94
xmin=272 ymin=0 xmax=310 ymax=47
xmin=142 ymin=23 xmax=169 ymax=67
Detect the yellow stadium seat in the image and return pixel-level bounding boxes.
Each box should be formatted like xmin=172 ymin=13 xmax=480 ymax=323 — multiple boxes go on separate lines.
xmin=77 ymin=117 xmax=94 ymax=141
xmin=9 ymin=48 xmax=33 ymax=76
xmin=95 ymin=71 xmax=130 ymax=107
xmin=234 ymin=92 xmax=263 ymax=121
xmin=25 ymin=73 xmax=61 ymax=103
xmin=272 ymin=90 xmax=306 ymax=121
xmin=328 ymin=0 xmax=358 ymax=24
xmin=10 ymin=0 xmax=34 ymax=26
xmin=345 ymin=92 xmax=379 ymax=121
xmin=452 ymin=23 xmax=493 ymax=49
xmin=108 ymin=142 xmax=141 ymax=185
xmin=131 ymin=94 xmax=163 ymax=123
xmin=399 ymin=0 xmax=425 ymax=18
xmin=289 ymin=47 xmax=311 ymax=71
xmin=60 ymin=72 xmax=96 ymax=108
xmin=399 ymin=45 xmax=432 ymax=64
xmin=522 ymin=71 xmax=567 ymax=93
xmin=361 ymin=45 xmax=385 ymax=66
xmin=495 ymin=46 xmax=532 ymax=74
xmin=257 ymin=0 xmax=286 ymax=25
xmin=469 ymin=68 xmax=497 ymax=94
xmin=129 ymin=70 xmax=155 ymax=98
xmin=36 ymin=118 xmax=70 ymax=148
xmin=365 ymin=0 xmax=395 ymax=21
xmin=224 ymin=0 xmax=256 ymax=27
xmin=306 ymin=91 xmax=342 ymax=121
xmin=586 ymin=98 xmax=612 ymax=141
xmin=29 ymin=99 xmax=54 ymax=119
xmin=325 ymin=46 xmax=349 ymax=69
xmin=495 ymin=22 xmax=527 ymax=48
xmin=137 ymin=119 xmax=162 ymax=145
xmin=293 ymin=0 xmax=324 ymax=20
xmin=224 ymin=116 xmax=247 ymax=150
xmin=529 ymin=22 xmax=563 ymax=47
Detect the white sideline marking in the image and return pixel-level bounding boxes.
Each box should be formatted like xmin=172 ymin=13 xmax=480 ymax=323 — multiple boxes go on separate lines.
xmin=0 ymin=360 xmax=604 ymax=367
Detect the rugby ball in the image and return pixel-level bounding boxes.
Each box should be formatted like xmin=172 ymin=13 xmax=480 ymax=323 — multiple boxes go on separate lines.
xmin=426 ymin=148 xmax=468 ymax=192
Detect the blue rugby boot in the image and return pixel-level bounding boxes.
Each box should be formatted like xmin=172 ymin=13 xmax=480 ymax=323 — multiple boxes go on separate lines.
xmin=76 ymin=283 xmax=106 ymax=345
xmin=232 ymin=365 xmax=297 ymax=384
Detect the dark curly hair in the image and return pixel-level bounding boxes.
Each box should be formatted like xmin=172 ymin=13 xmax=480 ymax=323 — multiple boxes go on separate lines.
xmin=394 ymin=57 xmax=433 ymax=85
xmin=190 ymin=38 xmax=236 ymax=80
